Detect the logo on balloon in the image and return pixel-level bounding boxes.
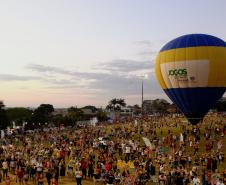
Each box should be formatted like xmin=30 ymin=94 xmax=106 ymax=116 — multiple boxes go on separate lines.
xmin=168 ymin=69 xmax=187 ymax=76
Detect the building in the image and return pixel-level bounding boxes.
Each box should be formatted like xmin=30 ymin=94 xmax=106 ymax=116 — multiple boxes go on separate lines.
xmin=166 ymin=104 xmax=178 ymax=114
xmin=128 ymin=105 xmax=141 ymax=115
xmin=81 ymin=106 xmax=98 ymax=115
xmin=142 ymin=99 xmax=170 ymax=114
xmin=120 ymin=107 xmax=133 ymax=116
xmin=52 ymin=108 xmax=68 ymax=116
xmin=106 ymin=107 xmax=133 ymax=120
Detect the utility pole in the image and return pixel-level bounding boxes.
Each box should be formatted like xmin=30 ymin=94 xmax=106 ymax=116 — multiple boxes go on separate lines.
xmin=141 ymin=78 xmax=144 ymax=116
xmin=139 ymin=74 xmax=148 ymax=139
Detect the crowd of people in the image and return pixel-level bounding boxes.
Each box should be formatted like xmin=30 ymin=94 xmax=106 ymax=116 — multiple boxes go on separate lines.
xmin=0 ymin=113 xmax=225 ymax=185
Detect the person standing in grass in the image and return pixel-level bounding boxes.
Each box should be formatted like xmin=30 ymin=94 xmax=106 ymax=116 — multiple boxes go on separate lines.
xmin=193 ymin=142 xmax=199 ymax=155
xmin=106 ymin=170 xmax=115 ymax=185
xmin=93 ymin=164 xmax=101 ymax=185
xmin=75 ymin=167 xmax=82 ymax=185
xmin=2 ymin=159 xmax=8 ymax=180
xmin=46 ymin=169 xmax=53 ymax=185
xmin=37 ymin=173 xmax=44 ymax=185
xmin=192 ymin=175 xmax=201 ymax=185
xmin=114 ymin=169 xmax=122 ymax=185
xmin=88 ymin=158 xmax=94 ymax=179
xmin=5 ymin=176 xmax=11 ymax=185
xmin=16 ymin=167 xmax=24 ymax=185
xmin=81 ymin=157 xmax=87 ymax=180
xmin=125 ymin=145 xmax=131 ymax=163
xmin=67 ymin=159 xmax=74 ymax=177
xmin=217 ymin=178 xmax=224 ymax=185
xmin=52 ymin=177 xmax=58 ymax=185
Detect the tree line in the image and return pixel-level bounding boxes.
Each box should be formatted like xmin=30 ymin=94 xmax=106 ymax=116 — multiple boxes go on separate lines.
xmin=0 ymin=97 xmax=225 ymax=130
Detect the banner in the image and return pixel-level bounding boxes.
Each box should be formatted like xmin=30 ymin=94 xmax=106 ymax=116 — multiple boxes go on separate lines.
xmin=142 ymin=137 xmax=154 ymax=150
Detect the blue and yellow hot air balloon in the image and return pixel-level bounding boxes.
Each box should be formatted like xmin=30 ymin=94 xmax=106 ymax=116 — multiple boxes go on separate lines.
xmin=155 ymin=34 xmax=226 ymax=125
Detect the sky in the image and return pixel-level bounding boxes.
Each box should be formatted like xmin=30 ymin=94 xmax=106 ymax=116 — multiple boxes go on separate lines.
xmin=0 ymin=0 xmax=225 ymax=108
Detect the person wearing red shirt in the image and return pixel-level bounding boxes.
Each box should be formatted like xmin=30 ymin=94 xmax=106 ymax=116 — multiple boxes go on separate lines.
xmin=5 ymin=176 xmax=11 ymax=185
xmin=37 ymin=173 xmax=44 ymax=185
xmin=81 ymin=157 xmax=87 ymax=179
xmin=52 ymin=177 xmax=58 ymax=185
xmin=16 ymin=167 xmax=24 ymax=185
xmin=105 ymin=162 xmax=111 ymax=173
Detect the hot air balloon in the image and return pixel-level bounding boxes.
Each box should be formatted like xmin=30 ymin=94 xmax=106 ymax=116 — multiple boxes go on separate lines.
xmin=155 ymin=34 xmax=226 ymax=125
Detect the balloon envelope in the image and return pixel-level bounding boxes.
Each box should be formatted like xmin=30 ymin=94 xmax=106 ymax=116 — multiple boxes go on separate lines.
xmin=155 ymin=34 xmax=226 ymax=124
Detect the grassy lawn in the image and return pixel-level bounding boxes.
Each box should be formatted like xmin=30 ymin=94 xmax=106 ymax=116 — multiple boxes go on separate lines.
xmin=5 ymin=115 xmax=226 ymax=185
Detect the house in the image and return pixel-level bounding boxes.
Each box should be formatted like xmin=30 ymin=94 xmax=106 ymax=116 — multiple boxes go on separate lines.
xmin=81 ymin=106 xmax=98 ymax=115
xmin=52 ymin=108 xmax=68 ymax=116
xmin=120 ymin=107 xmax=133 ymax=116
xmin=142 ymin=99 xmax=170 ymax=114
xmin=167 ymin=104 xmax=178 ymax=114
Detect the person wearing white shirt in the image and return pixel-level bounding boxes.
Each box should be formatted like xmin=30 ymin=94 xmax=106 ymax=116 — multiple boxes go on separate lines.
xmin=125 ymin=146 xmax=130 ymax=154
xmin=216 ymin=178 xmax=224 ymax=185
xmin=2 ymin=160 xmax=8 ymax=180
xmin=125 ymin=145 xmax=131 ymax=162
xmin=121 ymin=143 xmax=126 ymax=154
xmin=193 ymin=176 xmax=200 ymax=185
xmin=75 ymin=168 xmax=82 ymax=185
xmin=36 ymin=161 xmax=43 ymax=173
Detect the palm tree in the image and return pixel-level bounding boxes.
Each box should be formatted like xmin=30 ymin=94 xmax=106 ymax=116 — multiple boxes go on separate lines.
xmin=106 ymin=98 xmax=126 ymax=111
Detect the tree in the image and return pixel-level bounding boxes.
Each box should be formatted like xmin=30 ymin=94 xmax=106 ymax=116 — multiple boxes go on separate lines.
xmin=67 ymin=106 xmax=84 ymax=124
xmin=152 ymin=99 xmax=170 ymax=114
xmin=52 ymin=114 xmax=65 ymax=127
xmin=213 ymin=97 xmax=226 ymax=112
xmin=96 ymin=109 xmax=108 ymax=122
xmin=0 ymin=101 xmax=9 ymax=129
xmin=106 ymin=98 xmax=126 ymax=111
xmin=32 ymin=104 xmax=54 ymax=125
xmin=6 ymin=108 xmax=32 ymax=126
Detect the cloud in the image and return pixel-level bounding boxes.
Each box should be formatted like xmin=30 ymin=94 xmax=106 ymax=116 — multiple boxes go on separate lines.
xmin=27 ymin=64 xmax=72 ymax=75
xmin=0 ymin=74 xmax=39 ymax=81
xmin=26 ymin=60 xmax=155 ymax=82
xmin=97 ymin=59 xmax=154 ymax=73
xmin=27 ymin=57 xmax=156 ymax=76
xmin=137 ymin=50 xmax=158 ymax=57
xmin=27 ymin=59 xmax=154 ymax=75
xmin=133 ymin=40 xmax=152 ymax=47
xmin=133 ymin=40 xmax=159 ymax=59
xmin=27 ymin=63 xmax=108 ymax=79
xmin=87 ymin=72 xmax=162 ymax=96
xmin=24 ymin=62 xmax=163 ymax=102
